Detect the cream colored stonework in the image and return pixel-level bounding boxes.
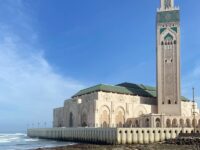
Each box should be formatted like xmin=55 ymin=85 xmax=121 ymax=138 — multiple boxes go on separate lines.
xmin=28 ymin=128 xmax=200 ymax=145
xmin=157 ymin=1 xmax=181 ymax=115
xmin=53 ymin=91 xmax=199 ymax=128
xmin=53 ymin=91 xmax=157 ymax=127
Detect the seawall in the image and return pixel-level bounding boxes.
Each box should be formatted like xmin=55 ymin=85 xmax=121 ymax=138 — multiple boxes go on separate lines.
xmin=27 ymin=128 xmax=197 ymax=144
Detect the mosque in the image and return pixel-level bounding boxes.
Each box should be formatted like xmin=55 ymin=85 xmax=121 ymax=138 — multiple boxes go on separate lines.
xmin=53 ymin=0 xmax=200 ymax=129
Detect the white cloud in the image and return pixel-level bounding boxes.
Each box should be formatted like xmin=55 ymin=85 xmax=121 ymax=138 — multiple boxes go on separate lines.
xmin=0 ymin=0 xmax=84 ymax=132
xmin=0 ymin=34 xmax=84 ymax=131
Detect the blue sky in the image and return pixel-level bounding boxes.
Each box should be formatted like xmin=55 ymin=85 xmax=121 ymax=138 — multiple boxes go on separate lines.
xmin=0 ymin=0 xmax=199 ymax=132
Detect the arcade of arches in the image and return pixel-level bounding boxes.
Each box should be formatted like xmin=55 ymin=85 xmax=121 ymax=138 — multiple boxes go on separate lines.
xmin=126 ymin=117 xmax=200 ymax=128
xmin=66 ymin=105 xmax=200 ymax=128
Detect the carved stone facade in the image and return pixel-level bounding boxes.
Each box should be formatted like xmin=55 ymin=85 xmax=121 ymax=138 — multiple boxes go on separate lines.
xmin=53 ymin=89 xmax=198 ymax=128
xmin=157 ymin=0 xmax=181 ymax=115
xmin=53 ymin=90 xmax=156 ymax=127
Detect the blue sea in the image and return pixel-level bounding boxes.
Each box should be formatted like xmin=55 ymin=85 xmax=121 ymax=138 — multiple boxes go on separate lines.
xmin=0 ymin=133 xmax=75 ymax=150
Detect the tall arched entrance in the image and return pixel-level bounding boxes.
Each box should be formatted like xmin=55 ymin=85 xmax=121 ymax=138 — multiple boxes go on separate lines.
xmin=99 ymin=106 xmax=110 ymax=128
xmin=115 ymin=107 xmax=125 ymax=127
xmin=81 ymin=112 xmax=88 ymax=127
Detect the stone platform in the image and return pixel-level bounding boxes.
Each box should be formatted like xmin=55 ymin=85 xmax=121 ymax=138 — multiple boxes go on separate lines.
xmin=27 ymin=128 xmax=198 ymax=144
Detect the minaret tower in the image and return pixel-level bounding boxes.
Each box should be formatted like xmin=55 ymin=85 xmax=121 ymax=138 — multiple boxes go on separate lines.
xmin=156 ymin=0 xmax=181 ymax=115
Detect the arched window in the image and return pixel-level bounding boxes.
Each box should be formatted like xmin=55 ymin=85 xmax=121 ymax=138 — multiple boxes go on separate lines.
xmin=168 ymin=99 xmax=171 ymax=104
xmin=186 ymin=119 xmax=191 ymax=127
xmin=128 ymin=120 xmax=133 ymax=127
xmin=100 ymin=110 xmax=110 ymax=128
xmin=180 ymin=119 xmax=184 ymax=128
xmin=135 ymin=120 xmax=139 ymax=127
xmin=174 ymin=40 xmax=177 ymax=44
xmin=69 ymin=112 xmax=73 ymax=127
xmin=166 ymin=119 xmax=171 ymax=127
xmin=172 ymin=119 xmax=178 ymax=127
xmin=115 ymin=107 xmax=125 ymax=127
xmin=164 ymin=33 xmax=174 ymax=50
xmin=81 ymin=113 xmax=88 ymax=127
xmin=146 ymin=118 xmax=150 ymax=127
xmin=156 ymin=118 xmax=161 ymax=127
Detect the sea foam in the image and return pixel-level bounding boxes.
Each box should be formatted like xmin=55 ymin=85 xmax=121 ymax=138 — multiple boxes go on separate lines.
xmin=0 ymin=133 xmax=74 ymax=150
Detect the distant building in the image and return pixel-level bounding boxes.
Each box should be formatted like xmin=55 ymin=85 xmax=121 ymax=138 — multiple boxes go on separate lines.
xmin=53 ymin=0 xmax=200 ymax=128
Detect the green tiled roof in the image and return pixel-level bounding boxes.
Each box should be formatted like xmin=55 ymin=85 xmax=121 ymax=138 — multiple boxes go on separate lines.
xmin=73 ymin=84 xmax=137 ymax=97
xmin=72 ymin=82 xmax=190 ymax=102
xmin=157 ymin=10 xmax=180 ymax=23
xmin=181 ymin=96 xmax=190 ymax=102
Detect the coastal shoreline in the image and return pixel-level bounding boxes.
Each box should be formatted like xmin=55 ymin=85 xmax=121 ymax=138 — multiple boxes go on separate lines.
xmin=34 ymin=143 xmax=199 ymax=150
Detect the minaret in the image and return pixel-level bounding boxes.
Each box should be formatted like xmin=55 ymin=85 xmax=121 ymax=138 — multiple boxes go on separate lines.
xmin=156 ymin=0 xmax=181 ymax=115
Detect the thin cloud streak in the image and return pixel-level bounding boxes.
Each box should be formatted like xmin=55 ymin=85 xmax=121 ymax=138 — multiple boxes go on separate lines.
xmin=0 ymin=35 xmax=84 ymax=132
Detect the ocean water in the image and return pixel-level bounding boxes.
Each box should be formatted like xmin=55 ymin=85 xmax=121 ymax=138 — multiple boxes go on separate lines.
xmin=0 ymin=133 xmax=75 ymax=150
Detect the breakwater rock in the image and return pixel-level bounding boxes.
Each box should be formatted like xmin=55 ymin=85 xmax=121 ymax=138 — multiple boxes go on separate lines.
xmin=166 ymin=133 xmax=200 ymax=146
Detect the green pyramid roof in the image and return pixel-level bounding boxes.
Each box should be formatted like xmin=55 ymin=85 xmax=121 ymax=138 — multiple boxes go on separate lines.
xmin=72 ymin=82 xmax=189 ymax=102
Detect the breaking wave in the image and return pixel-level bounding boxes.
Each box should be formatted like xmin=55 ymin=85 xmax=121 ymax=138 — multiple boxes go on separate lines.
xmin=0 ymin=133 xmax=74 ymax=150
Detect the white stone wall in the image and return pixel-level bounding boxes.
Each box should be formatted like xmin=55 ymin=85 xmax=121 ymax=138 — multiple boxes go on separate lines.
xmin=53 ymin=91 xmax=199 ymax=128
xmin=53 ymin=93 xmax=98 ymax=128
xmin=53 ymin=91 xmax=158 ymax=128
xmin=27 ymin=127 xmax=197 ymax=144
xmin=181 ymin=101 xmax=199 ymax=117
xmin=95 ymin=91 xmax=157 ymax=127
xmin=53 ymin=107 xmax=64 ymax=127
